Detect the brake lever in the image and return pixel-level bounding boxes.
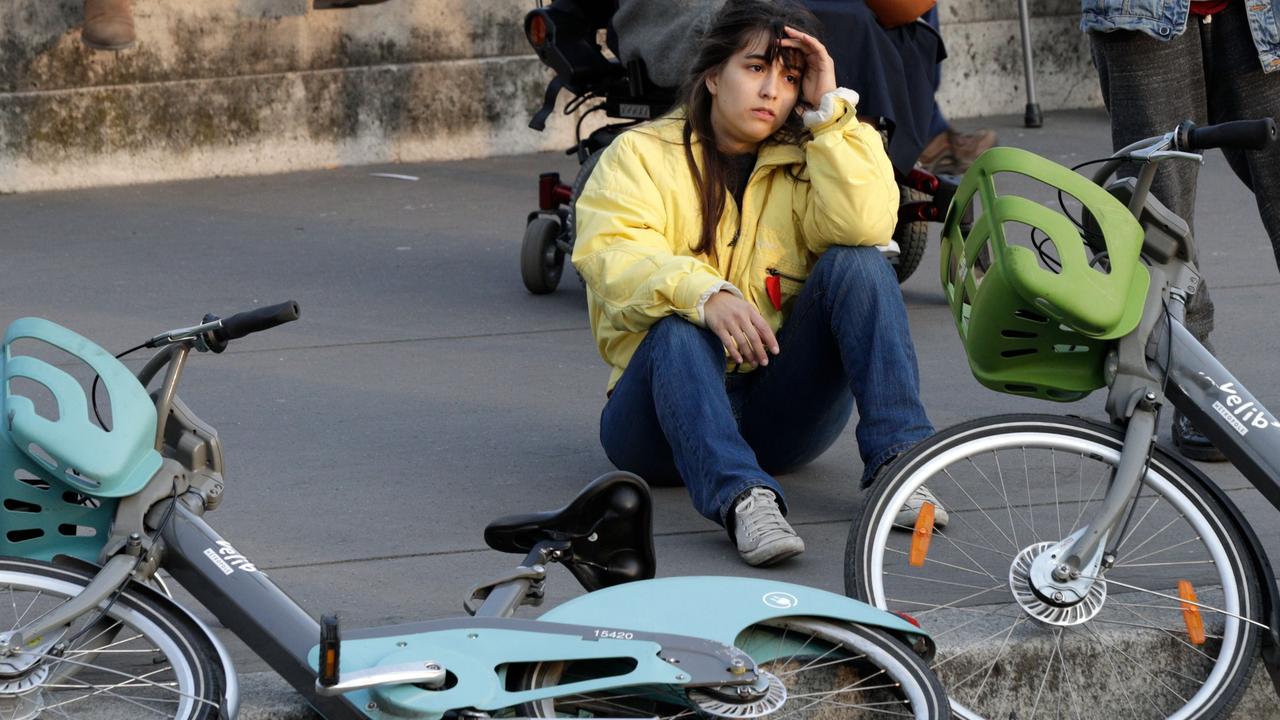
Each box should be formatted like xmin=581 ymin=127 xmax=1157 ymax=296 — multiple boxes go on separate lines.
xmin=145 ymin=318 xmax=224 ymax=350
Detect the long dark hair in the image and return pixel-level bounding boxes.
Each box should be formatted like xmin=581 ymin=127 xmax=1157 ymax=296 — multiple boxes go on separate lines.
xmin=680 ymin=0 xmax=822 ymax=261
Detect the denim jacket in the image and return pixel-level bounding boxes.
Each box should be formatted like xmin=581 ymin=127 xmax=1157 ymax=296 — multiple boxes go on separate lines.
xmin=1081 ymin=0 xmax=1280 ymax=72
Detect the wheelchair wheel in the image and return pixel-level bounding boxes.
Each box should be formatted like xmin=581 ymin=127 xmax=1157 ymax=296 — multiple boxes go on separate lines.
xmin=893 ymin=184 xmax=929 ymax=284
xmin=565 ymin=149 xmax=604 ymax=257
xmin=521 ymin=216 xmax=564 ymax=294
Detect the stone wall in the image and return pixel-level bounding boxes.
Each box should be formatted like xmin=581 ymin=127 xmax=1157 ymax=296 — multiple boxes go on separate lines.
xmin=0 ymin=0 xmax=1102 ymax=193
xmin=934 ymin=0 xmax=1101 ymax=122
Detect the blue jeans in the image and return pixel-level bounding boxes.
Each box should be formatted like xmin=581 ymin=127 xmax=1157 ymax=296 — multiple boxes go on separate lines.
xmin=599 ymin=245 xmax=934 ymax=527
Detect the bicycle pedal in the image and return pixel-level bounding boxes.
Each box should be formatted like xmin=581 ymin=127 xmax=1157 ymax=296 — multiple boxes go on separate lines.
xmin=318 ymin=613 xmax=341 ymax=688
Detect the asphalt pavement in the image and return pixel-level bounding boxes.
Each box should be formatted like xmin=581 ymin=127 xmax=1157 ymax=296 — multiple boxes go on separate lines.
xmin=2 ymin=109 xmax=1279 ymax=718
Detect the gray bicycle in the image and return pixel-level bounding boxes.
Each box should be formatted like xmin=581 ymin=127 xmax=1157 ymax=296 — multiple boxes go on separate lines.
xmin=847 ymin=118 xmax=1280 ymax=719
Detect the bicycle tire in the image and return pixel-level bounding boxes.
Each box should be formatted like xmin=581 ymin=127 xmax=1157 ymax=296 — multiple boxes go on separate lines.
xmin=0 ymin=557 xmax=225 ymax=719
xmin=846 ymin=414 xmax=1263 ymax=720
xmin=516 ymin=616 xmax=949 ymax=719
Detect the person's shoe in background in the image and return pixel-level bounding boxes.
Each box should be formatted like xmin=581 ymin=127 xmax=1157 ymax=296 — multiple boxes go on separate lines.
xmin=1173 ymin=411 xmax=1227 ymax=463
xmin=82 ymin=0 xmax=136 ymax=51
xmin=918 ymin=128 xmax=998 ymax=176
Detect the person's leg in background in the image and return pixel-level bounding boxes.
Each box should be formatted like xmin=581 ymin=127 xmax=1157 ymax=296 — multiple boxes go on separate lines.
xmin=1206 ymin=2 xmax=1280 ymax=273
xmin=916 ymin=4 xmax=998 ymax=175
xmin=1090 ymin=21 xmax=1228 ymax=461
xmin=82 ymin=0 xmax=135 ymax=51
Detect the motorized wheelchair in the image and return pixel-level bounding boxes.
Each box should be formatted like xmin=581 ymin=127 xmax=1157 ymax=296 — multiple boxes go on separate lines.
xmin=518 ymin=0 xmax=954 ymax=294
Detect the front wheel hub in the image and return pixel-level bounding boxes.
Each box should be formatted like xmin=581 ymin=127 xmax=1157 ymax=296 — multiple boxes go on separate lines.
xmin=1011 ymin=541 xmax=1108 ymax=626
xmin=0 ymin=663 xmax=49 ymax=720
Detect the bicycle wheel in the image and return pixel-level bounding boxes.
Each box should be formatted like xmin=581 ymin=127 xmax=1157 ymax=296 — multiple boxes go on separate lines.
xmin=846 ymin=414 xmax=1263 ymax=720
xmin=516 ymin=616 xmax=949 ymax=719
xmin=0 ymin=557 xmax=225 ymax=719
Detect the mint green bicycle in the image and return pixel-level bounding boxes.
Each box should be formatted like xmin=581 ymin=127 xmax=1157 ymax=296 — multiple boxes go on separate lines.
xmin=0 ymin=304 xmax=948 ymax=719
xmin=848 ymin=119 xmax=1280 ymax=719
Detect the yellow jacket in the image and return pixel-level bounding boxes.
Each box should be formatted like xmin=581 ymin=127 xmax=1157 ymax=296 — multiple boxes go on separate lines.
xmin=573 ymin=94 xmax=898 ymax=391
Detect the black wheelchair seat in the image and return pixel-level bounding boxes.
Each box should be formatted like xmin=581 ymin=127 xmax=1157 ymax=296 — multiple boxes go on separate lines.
xmin=484 ymin=472 xmax=656 ymax=591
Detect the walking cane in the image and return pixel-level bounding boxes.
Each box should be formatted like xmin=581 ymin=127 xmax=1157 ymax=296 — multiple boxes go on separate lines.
xmin=1017 ymin=0 xmax=1042 ymax=127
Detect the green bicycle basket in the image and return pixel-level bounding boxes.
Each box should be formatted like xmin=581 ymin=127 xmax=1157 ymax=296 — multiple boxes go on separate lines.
xmin=940 ymin=147 xmax=1150 ymax=402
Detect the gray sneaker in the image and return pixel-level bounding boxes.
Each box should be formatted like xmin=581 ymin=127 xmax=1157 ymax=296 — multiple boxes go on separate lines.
xmin=732 ymin=488 xmax=805 ymax=566
xmin=894 ymin=485 xmax=950 ymax=529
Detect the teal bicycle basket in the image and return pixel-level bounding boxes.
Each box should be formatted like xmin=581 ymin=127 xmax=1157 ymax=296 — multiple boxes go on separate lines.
xmin=940 ymin=147 xmax=1151 ymax=402
xmin=1 ymin=318 xmax=161 ymax=562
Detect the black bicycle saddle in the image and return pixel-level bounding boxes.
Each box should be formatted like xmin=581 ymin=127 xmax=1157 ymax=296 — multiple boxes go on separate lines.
xmin=483 ymin=471 xmax=656 ymax=591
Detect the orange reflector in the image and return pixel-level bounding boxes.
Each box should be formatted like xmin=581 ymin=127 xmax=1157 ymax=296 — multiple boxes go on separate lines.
xmin=909 ymin=502 xmax=935 ymax=567
xmin=1179 ymin=579 xmax=1206 ymax=645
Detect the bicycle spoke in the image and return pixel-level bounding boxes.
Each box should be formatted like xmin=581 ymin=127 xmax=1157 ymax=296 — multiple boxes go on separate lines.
xmin=883 ymin=572 xmax=998 ymax=592
xmin=1085 ymin=623 xmax=1188 ymax=704
xmin=1085 ymin=576 xmax=1267 ymax=629
xmin=885 ymin=546 xmax=997 ymax=581
xmin=1069 ymin=456 xmax=1109 ymax=531
xmin=890 ymin=581 xmax=1007 ymax=616
xmin=1085 ymin=622 xmax=1166 ymax=716
xmin=1027 ymin=626 xmax=1061 ymax=719
xmin=30 ymin=651 xmax=213 ymax=706
xmin=1115 ymin=514 xmax=1186 ymax=565
xmin=1023 ymin=446 xmax=1037 ymax=543
xmin=41 ymin=667 xmax=188 ymax=717
xmin=944 ymin=467 xmax=1019 ymax=552
xmin=967 ymin=616 xmax=1026 ymax=701
xmin=1119 ymin=534 xmax=1202 ymax=566
xmin=890 ymin=525 xmax=1013 ymax=558
xmin=932 ymin=617 xmax=1029 ymax=670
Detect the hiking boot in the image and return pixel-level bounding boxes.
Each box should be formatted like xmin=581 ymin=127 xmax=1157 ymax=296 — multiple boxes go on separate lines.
xmin=1174 ymin=411 xmax=1227 ymax=462
xmin=732 ymin=487 xmax=804 ymax=566
xmin=82 ymin=0 xmax=136 ymax=51
xmin=894 ymin=485 xmax=950 ymax=528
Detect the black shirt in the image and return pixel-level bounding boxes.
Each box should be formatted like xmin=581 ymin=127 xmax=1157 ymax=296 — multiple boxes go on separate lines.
xmin=727 ymin=152 xmax=758 ymax=210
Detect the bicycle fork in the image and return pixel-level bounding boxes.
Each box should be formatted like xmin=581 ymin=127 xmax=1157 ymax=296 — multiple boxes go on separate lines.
xmin=1023 ymin=401 xmax=1158 ymax=605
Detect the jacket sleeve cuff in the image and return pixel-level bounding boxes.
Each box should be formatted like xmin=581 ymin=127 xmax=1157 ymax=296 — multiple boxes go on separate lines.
xmin=675 ymin=273 xmax=732 ymax=326
xmin=803 ymin=88 xmax=861 ymax=130
xmin=695 ymin=281 xmax=744 ymax=324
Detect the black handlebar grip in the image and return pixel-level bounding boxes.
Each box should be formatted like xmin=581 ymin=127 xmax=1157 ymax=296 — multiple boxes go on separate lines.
xmin=1182 ymin=118 xmax=1277 ymax=152
xmin=213 ymin=301 xmax=301 ymax=343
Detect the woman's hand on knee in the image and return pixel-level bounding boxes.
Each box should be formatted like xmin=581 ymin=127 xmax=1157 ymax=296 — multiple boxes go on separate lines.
xmin=705 ymin=291 xmax=779 ymax=366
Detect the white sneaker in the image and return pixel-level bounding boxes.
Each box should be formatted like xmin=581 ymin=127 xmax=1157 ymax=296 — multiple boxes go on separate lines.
xmin=878 ymin=239 xmax=902 ymax=259
xmin=732 ymin=488 xmax=805 ymax=566
xmin=894 ymin=485 xmax=950 ymax=528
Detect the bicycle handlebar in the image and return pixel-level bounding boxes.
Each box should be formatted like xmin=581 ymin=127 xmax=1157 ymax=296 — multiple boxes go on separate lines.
xmin=212 ymin=301 xmax=300 ymax=343
xmin=1177 ymin=118 xmax=1277 ymax=152
xmin=203 ymin=301 xmax=300 ymax=352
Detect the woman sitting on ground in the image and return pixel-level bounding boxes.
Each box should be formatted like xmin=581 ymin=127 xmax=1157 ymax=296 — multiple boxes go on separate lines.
xmin=573 ymin=0 xmax=943 ymax=567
